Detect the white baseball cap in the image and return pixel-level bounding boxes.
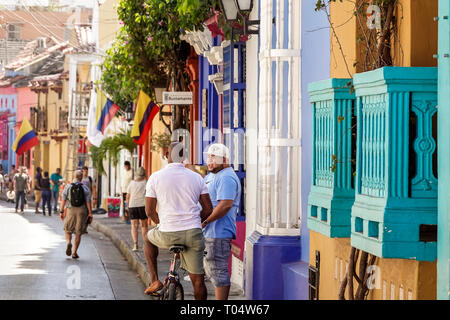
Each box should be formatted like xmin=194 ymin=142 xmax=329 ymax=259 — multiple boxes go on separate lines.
xmin=206 ymin=143 xmax=230 ymax=159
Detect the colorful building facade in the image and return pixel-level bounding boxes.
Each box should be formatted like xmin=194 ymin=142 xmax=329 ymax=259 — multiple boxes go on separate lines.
xmin=0 ymin=86 xmax=17 ymax=173
xmin=437 ymin=0 xmax=450 ymax=301
xmin=307 ymin=0 xmax=440 ymax=300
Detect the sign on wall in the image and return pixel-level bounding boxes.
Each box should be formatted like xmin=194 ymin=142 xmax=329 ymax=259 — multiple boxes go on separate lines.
xmin=162 ymin=91 xmax=193 ymax=105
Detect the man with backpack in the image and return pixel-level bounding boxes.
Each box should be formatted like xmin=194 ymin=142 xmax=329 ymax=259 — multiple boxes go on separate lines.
xmin=59 ymin=170 xmax=93 ymax=259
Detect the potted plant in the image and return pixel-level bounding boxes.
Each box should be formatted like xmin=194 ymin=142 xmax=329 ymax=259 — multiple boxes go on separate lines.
xmin=150 ymin=132 xmax=172 ymax=159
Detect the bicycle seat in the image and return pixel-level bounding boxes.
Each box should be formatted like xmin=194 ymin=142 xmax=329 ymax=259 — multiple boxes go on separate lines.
xmin=169 ymin=245 xmax=186 ymax=253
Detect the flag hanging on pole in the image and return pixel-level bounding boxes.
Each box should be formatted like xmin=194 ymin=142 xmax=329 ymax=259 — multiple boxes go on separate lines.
xmin=131 ymin=90 xmax=160 ymax=145
xmin=12 ymin=118 xmax=39 ymax=155
xmin=87 ymin=89 xmax=120 ymax=147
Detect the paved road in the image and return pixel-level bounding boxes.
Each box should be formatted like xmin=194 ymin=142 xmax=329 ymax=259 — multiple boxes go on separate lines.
xmin=0 ymin=201 xmax=151 ymax=300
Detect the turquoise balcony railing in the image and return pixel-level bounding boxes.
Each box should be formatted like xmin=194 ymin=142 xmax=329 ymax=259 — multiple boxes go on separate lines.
xmin=351 ymin=67 xmax=438 ymax=261
xmin=307 ymin=79 xmax=356 ymax=238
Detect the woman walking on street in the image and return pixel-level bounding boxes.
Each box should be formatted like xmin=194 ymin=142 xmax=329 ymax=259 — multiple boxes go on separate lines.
xmin=126 ymin=167 xmax=148 ymax=251
xmin=41 ymin=172 xmax=52 ymax=216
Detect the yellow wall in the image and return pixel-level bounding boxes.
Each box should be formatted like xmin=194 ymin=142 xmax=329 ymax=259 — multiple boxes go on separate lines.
xmin=329 ymin=0 xmax=356 ymax=78
xmin=310 ymin=231 xmax=437 ymax=300
xmin=330 ymin=0 xmax=437 ymax=77
xmin=99 ymin=0 xmax=121 ymax=50
xmin=315 ymin=0 xmax=439 ymax=300
xmin=35 ymin=85 xmax=69 ymax=176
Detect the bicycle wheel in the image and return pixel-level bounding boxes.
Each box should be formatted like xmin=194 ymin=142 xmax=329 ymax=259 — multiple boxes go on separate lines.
xmin=168 ymin=282 xmax=184 ymax=300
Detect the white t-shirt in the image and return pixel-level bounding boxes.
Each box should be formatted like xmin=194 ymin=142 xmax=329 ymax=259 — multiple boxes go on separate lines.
xmin=145 ymin=163 xmax=209 ymax=232
xmin=127 ymin=179 xmax=147 ymax=208
xmin=121 ymin=169 xmax=133 ymax=193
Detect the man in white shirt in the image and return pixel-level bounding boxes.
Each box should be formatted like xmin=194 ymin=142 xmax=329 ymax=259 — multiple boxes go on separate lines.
xmin=144 ymin=142 xmax=213 ymax=300
xmin=121 ymin=161 xmax=133 ymax=220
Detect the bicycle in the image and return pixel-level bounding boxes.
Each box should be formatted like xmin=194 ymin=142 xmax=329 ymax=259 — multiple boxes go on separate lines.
xmin=154 ymin=244 xmax=185 ymax=300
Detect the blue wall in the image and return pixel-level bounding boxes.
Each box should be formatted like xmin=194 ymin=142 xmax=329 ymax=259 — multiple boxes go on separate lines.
xmin=300 ymin=1 xmax=330 ymax=263
xmin=197 ymin=37 xmax=221 ymax=165
xmin=437 ymin=0 xmax=450 ymax=300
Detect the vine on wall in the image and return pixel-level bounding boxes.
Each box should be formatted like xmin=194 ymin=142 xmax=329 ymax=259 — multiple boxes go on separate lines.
xmin=314 ymin=0 xmax=402 ymax=300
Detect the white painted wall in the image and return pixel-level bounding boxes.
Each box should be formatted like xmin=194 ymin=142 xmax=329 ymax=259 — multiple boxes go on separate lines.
xmin=244 ymin=3 xmax=260 ymax=244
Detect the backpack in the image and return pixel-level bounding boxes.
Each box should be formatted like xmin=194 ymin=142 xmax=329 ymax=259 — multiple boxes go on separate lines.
xmin=69 ymin=183 xmax=86 ymax=207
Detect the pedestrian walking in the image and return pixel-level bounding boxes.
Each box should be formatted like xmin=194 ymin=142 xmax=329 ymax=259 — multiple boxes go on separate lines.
xmin=7 ymin=165 xmax=16 ymax=203
xmin=34 ymin=167 xmax=43 ymax=214
xmin=201 ymin=143 xmax=241 ymax=300
xmin=50 ymin=168 xmax=63 ymax=213
xmin=13 ymin=167 xmax=29 ymax=214
xmin=121 ymin=161 xmax=133 ymax=221
xmin=81 ymin=166 xmax=93 ymax=193
xmin=41 ymin=172 xmax=52 ymax=216
xmin=144 ymin=142 xmax=213 ymax=300
xmin=0 ymin=165 xmax=4 ymax=193
xmin=126 ymin=167 xmax=148 ymax=251
xmin=9 ymin=165 xmax=16 ymax=190
xmin=0 ymin=171 xmax=4 ymax=194
xmin=23 ymin=167 xmax=31 ymax=209
xmin=59 ymin=170 xmax=93 ymax=259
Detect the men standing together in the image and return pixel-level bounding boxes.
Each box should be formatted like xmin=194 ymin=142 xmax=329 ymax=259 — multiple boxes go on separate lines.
xmin=144 ymin=142 xmax=213 ymax=299
xmin=140 ymin=142 xmax=241 ymax=300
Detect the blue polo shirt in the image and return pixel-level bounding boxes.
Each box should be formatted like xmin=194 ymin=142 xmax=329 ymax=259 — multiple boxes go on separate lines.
xmin=203 ymin=167 xmax=241 ymax=239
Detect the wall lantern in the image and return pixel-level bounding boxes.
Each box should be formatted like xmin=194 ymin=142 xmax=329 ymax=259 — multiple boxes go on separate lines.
xmin=219 ymin=0 xmax=259 ymax=36
xmin=125 ymin=101 xmax=134 ymax=124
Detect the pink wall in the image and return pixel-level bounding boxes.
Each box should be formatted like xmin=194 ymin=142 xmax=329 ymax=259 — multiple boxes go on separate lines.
xmin=15 ymin=87 xmax=36 ymax=126
xmin=15 ymin=87 xmax=37 ymax=172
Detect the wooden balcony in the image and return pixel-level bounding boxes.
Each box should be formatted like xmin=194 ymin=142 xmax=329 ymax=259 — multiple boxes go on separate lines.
xmin=351 ymin=67 xmax=438 ymax=261
xmin=307 ymin=78 xmax=356 ymax=238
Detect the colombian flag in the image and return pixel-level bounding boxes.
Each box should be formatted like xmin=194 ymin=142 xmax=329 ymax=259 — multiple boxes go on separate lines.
xmin=12 ymin=118 xmax=39 ymax=155
xmin=96 ymin=90 xmax=120 ymax=134
xmin=131 ymin=90 xmax=159 ymax=145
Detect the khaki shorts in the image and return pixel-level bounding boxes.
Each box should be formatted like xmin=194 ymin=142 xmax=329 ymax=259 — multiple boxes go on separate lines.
xmin=34 ymin=190 xmax=42 ymax=203
xmin=64 ymin=206 xmax=89 ymax=235
xmin=147 ymin=227 xmax=205 ymax=275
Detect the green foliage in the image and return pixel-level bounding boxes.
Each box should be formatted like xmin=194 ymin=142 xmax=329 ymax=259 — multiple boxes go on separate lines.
xmin=89 ymin=130 xmax=137 ymax=175
xmin=90 ymin=143 xmax=108 ymax=176
xmin=99 ymin=0 xmax=215 ymax=110
xmin=150 ymin=132 xmax=172 ymax=152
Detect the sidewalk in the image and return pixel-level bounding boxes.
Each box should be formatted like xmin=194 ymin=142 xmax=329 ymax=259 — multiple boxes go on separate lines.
xmin=90 ymin=214 xmax=245 ymax=300
xmin=0 ymin=192 xmax=244 ymax=300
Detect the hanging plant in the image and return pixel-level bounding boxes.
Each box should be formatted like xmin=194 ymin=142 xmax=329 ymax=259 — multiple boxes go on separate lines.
xmin=89 ymin=129 xmax=137 ymax=175
xmin=150 ymin=132 xmax=172 ymax=152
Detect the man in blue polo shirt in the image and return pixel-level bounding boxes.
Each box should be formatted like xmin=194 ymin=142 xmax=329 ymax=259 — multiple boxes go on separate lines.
xmin=201 ymin=143 xmax=241 ymax=300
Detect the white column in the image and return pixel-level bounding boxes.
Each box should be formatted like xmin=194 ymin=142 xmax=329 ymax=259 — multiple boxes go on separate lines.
xmin=256 ymin=0 xmax=302 ymax=236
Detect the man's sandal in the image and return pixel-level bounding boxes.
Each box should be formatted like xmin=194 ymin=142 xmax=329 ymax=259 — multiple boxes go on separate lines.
xmin=144 ymin=280 xmax=163 ymax=295
xmin=66 ymin=243 xmax=72 ymax=256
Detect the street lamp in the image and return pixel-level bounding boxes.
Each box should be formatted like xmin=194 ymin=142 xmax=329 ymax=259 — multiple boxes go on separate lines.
xmin=125 ymin=101 xmax=134 ymax=125
xmin=219 ymin=0 xmax=259 ymax=36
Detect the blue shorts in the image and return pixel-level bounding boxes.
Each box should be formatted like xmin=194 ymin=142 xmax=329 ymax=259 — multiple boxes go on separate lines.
xmin=204 ymin=238 xmax=232 ymax=287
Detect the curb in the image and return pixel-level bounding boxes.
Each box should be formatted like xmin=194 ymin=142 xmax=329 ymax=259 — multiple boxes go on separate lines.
xmin=89 ymin=220 xmax=152 ymax=289
xmin=90 ymin=219 xmax=245 ymax=298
